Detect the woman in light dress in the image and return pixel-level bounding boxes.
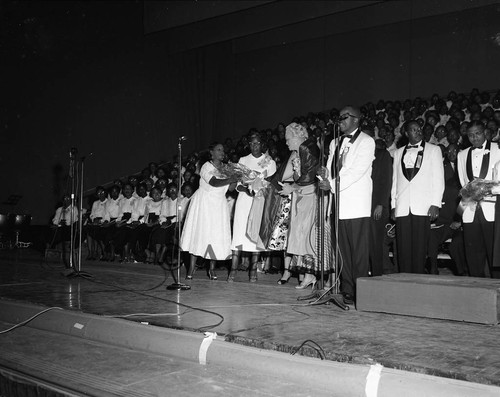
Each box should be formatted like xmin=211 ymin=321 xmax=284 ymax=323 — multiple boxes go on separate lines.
xmin=229 ymin=133 xmax=276 ymax=282
xmin=180 ymin=143 xmax=237 ymax=280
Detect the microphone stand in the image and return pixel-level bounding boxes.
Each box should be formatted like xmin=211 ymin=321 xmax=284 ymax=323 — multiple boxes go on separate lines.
xmin=69 ymin=148 xmax=76 ymax=270
xmin=297 ymin=124 xmax=348 ymax=310
xmin=66 ymin=153 xmax=93 ymax=279
xmin=167 ymin=137 xmax=191 ymax=290
xmin=60 ymin=148 xmax=78 ymax=274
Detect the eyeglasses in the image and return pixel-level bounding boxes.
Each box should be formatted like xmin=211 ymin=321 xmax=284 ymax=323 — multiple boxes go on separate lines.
xmin=338 ymin=113 xmax=358 ymax=121
xmin=249 ymin=141 xmax=262 ymax=146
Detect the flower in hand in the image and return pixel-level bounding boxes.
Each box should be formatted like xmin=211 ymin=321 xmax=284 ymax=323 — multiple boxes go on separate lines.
xmin=460 ymin=178 xmax=500 ymax=208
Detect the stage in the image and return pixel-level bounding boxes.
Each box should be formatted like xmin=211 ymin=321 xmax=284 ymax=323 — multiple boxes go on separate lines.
xmin=1 ymin=248 xmax=500 ymax=396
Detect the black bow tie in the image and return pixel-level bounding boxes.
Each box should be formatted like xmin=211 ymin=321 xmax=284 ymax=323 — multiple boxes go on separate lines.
xmin=471 ymin=146 xmax=483 ymax=151
xmin=407 ymin=145 xmax=419 ymax=149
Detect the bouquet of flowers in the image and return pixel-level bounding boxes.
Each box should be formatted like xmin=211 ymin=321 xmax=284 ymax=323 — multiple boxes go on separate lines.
xmin=460 ymin=178 xmax=500 ymax=207
xmin=215 ymin=162 xmax=270 ymax=195
xmin=215 ymin=162 xmax=259 ymax=184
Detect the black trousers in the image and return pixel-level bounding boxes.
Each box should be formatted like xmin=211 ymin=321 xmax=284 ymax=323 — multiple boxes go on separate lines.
xmin=449 ymin=229 xmax=468 ymax=276
xmin=396 ymin=213 xmax=430 ymax=274
xmin=427 ymin=224 xmax=452 ymax=271
xmin=463 ymin=207 xmax=494 ymax=277
xmin=337 ymin=217 xmax=370 ymax=296
xmin=369 ymin=212 xmax=389 ymax=276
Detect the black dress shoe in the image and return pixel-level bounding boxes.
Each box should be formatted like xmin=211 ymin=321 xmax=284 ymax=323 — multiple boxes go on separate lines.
xmin=342 ymin=293 xmax=354 ymax=305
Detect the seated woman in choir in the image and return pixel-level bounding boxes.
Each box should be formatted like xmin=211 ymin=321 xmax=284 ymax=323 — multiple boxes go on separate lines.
xmin=47 ymin=194 xmax=79 ymax=250
xmin=180 ymin=142 xmax=237 ymax=280
xmin=156 ymin=182 xmax=180 ymax=265
xmin=149 ymin=162 xmax=159 ymax=183
xmin=141 ymin=187 xmax=163 ymax=264
xmin=128 ymin=175 xmax=139 ymax=198
xmin=229 ymin=132 xmax=276 ymax=282
xmin=113 ymin=183 xmax=136 ymax=263
xmin=156 ymin=178 xmax=168 ymax=198
xmin=143 ymin=178 xmax=155 ymax=197
xmin=86 ymin=186 xmax=108 ymax=260
xmin=101 ymin=185 xmax=121 ymax=261
xmin=127 ymin=182 xmax=150 ymax=262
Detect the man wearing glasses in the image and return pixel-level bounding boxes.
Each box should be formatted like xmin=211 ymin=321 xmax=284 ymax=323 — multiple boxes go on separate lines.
xmin=319 ymin=106 xmax=375 ymax=305
xmin=391 ymin=120 xmax=444 ymax=274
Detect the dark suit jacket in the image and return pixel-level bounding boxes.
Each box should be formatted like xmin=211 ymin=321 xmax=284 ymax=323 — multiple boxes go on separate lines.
xmin=436 ymin=160 xmax=460 ymax=226
xmin=371 ymin=148 xmax=393 ymax=212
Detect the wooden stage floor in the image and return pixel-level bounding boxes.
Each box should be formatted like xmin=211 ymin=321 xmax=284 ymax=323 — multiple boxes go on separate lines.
xmin=1 ymin=248 xmax=500 ymax=393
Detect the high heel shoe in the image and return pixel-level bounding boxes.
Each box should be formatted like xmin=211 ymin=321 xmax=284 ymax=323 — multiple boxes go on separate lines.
xmin=209 ymin=270 xmax=218 ymax=280
xmin=185 ymin=268 xmax=195 ymax=280
xmin=277 ymin=269 xmax=291 ymax=285
xmin=295 ymin=274 xmax=317 ymax=290
xmin=227 ymin=270 xmax=237 ymax=283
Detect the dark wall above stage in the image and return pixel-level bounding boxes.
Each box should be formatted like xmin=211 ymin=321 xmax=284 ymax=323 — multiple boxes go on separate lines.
xmin=1 ymin=1 xmax=499 ymax=224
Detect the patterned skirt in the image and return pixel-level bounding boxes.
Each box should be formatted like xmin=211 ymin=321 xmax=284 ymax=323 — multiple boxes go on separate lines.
xmin=267 ymin=194 xmax=292 ymax=251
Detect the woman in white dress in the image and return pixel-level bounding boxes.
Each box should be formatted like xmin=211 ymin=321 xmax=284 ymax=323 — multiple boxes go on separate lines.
xmin=180 ymin=143 xmax=237 ymax=280
xmin=229 ymin=133 xmax=276 ymax=282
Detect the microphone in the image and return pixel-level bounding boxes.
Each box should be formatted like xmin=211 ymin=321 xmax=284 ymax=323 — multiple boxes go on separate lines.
xmin=179 ymin=136 xmax=188 ymax=141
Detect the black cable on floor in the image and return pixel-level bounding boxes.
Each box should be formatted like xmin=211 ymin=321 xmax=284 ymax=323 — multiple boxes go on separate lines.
xmin=85 ymin=277 xmax=225 ymax=332
xmin=0 ymin=307 xmax=63 ymax=334
xmin=290 ymin=339 xmax=326 ymax=360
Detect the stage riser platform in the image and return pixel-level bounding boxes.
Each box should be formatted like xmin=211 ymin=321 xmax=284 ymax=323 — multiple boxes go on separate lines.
xmin=357 ymin=274 xmax=500 ymax=325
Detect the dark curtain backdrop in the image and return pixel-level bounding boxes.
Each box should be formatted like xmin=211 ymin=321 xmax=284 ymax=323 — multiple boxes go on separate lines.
xmin=233 ymin=4 xmax=500 ymax=132
xmin=164 ymin=42 xmax=234 ymax=150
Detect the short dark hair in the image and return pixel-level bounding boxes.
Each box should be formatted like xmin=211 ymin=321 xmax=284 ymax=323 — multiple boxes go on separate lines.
xmin=468 ymin=120 xmax=485 ymax=131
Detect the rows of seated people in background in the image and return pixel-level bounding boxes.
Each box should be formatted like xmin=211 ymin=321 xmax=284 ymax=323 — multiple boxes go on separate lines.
xmin=85 ymin=174 xmax=195 ymax=264
xmin=77 ymin=87 xmax=499 ymax=279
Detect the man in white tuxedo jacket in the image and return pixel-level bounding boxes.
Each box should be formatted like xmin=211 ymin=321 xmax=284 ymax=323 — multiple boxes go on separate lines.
xmin=391 ymin=120 xmax=444 ymax=273
xmin=457 ymin=120 xmax=500 ymax=277
xmin=319 ymin=106 xmax=374 ymax=305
